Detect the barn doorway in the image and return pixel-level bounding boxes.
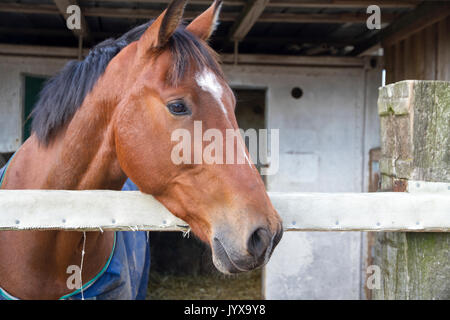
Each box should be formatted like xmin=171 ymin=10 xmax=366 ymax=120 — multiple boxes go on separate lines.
xmin=147 ymin=88 xmax=267 ymax=300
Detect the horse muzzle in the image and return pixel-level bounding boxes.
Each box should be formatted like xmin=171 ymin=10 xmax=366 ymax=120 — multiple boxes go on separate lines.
xmin=211 ymin=224 xmax=283 ymax=274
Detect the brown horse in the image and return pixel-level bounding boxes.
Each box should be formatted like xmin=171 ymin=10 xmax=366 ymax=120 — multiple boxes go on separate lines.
xmin=0 ymin=0 xmax=282 ymax=299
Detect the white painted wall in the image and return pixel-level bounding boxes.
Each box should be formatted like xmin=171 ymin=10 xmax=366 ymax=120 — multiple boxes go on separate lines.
xmin=224 ymin=64 xmax=381 ymax=299
xmin=0 ymin=56 xmax=66 ymax=152
xmin=0 ymin=55 xmax=381 ymax=299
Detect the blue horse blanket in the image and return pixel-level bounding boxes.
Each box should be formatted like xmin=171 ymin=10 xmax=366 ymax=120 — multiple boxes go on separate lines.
xmin=0 ymin=164 xmax=6 ymax=186
xmin=0 ymin=167 xmax=150 ymax=300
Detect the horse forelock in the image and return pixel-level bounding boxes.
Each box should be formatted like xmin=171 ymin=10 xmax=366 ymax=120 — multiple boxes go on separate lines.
xmin=31 ymin=21 xmax=223 ymax=146
xmin=166 ymin=26 xmax=223 ymax=86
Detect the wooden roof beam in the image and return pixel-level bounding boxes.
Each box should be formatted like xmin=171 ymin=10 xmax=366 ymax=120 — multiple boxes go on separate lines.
xmin=229 ymin=0 xmax=270 ymax=41
xmin=268 ymin=0 xmax=419 ymax=9
xmin=353 ymin=1 xmax=450 ymax=56
xmin=258 ymin=12 xmax=396 ymax=24
xmin=90 ymin=0 xmax=419 ymax=9
xmin=53 ymin=0 xmax=91 ymax=42
xmin=0 ymin=3 xmax=397 ymax=24
xmin=0 ymin=43 xmax=364 ymax=67
xmin=81 ymin=8 xmax=396 ymax=24
xmin=80 ymin=7 xmax=237 ymax=21
xmin=0 ymin=0 xmax=418 ymax=14
xmin=91 ymin=0 xmax=247 ymax=6
xmin=0 ymin=3 xmax=58 ymax=15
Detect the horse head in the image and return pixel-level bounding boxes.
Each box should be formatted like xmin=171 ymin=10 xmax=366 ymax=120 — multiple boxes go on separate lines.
xmin=112 ymin=0 xmax=283 ymax=273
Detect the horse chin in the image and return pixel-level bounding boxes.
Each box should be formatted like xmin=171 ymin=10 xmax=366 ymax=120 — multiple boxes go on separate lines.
xmin=211 ymin=238 xmax=252 ymax=274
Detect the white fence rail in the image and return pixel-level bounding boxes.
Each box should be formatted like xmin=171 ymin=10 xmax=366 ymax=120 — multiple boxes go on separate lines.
xmin=0 ymin=188 xmax=449 ymax=232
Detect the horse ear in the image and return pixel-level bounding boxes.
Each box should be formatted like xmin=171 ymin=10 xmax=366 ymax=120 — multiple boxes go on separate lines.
xmin=186 ymin=0 xmax=223 ymax=41
xmin=138 ymin=0 xmax=187 ymax=54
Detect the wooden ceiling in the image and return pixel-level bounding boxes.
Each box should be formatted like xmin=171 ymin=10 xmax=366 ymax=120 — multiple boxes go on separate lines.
xmin=0 ymin=1 xmax=447 ymax=57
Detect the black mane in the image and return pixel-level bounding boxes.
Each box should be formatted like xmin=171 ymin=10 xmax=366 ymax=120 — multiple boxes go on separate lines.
xmin=31 ymin=21 xmax=222 ymax=145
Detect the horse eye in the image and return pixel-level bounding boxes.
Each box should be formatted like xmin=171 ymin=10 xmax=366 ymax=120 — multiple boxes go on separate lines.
xmin=167 ymin=101 xmax=190 ymax=116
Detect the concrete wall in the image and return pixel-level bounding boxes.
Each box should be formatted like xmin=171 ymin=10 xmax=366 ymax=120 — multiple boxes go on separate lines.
xmin=224 ymin=64 xmax=381 ymax=299
xmin=0 ymin=55 xmax=382 ymax=299
xmin=0 ymin=56 xmax=66 ymax=152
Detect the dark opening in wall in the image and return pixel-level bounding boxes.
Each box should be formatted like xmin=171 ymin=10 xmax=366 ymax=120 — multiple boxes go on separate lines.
xmin=291 ymin=87 xmax=303 ymax=99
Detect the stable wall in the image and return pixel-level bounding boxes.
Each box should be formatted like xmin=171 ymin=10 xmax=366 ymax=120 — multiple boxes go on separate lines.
xmin=384 ymin=15 xmax=450 ymax=84
xmin=0 ymin=56 xmax=66 ymax=152
xmin=224 ymin=63 xmax=381 ymax=299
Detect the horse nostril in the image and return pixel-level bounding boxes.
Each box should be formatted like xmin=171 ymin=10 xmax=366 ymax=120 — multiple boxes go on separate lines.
xmin=247 ymin=227 xmax=271 ymax=261
xmin=273 ymin=225 xmax=283 ymax=248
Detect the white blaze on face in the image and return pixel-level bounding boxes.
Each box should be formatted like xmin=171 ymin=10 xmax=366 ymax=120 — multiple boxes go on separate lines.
xmin=195 ymin=69 xmax=227 ymax=115
xmin=242 ymin=142 xmax=252 ymax=168
xmin=196 ymin=69 xmax=252 ymax=167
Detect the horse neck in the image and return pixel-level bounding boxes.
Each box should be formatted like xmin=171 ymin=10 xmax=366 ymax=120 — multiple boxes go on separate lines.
xmin=47 ymin=93 xmax=127 ymax=190
xmin=51 ymin=50 xmax=144 ymax=190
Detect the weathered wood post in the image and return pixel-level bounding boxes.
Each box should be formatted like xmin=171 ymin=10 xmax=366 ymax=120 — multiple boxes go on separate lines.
xmin=374 ymin=80 xmax=450 ymax=299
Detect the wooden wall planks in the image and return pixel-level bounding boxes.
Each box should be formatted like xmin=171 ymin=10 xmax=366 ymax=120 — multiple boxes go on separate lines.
xmin=384 ymin=15 xmax=450 ymax=84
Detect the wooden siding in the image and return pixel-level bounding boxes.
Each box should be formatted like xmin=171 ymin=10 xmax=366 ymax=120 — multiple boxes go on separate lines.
xmin=384 ymin=15 xmax=450 ymax=84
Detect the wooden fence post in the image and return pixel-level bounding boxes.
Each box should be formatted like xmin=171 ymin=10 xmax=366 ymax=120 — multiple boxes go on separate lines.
xmin=374 ymin=80 xmax=450 ymax=299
